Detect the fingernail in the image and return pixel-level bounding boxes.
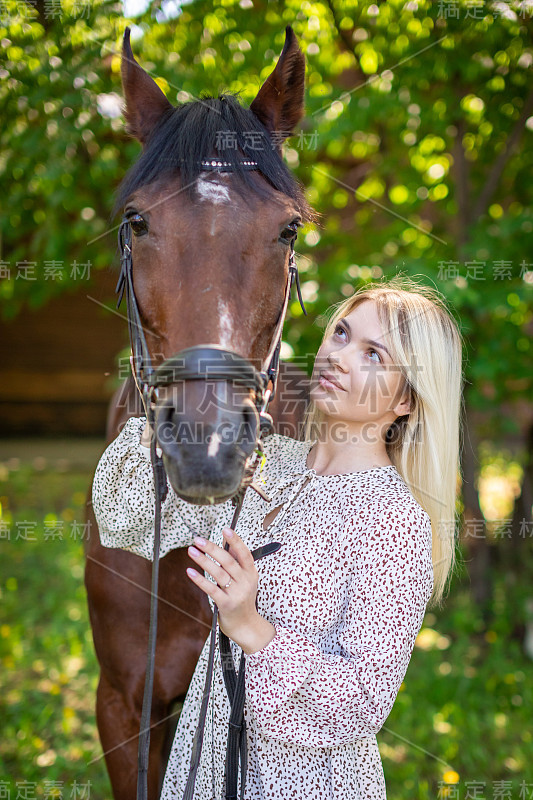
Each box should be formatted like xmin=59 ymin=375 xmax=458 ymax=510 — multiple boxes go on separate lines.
xmin=223 ymin=528 xmax=234 ymax=537
xmin=186 ymin=568 xmax=198 ymax=577
xmin=194 ymin=536 xmax=207 ymax=546
xmin=188 ymin=546 xmax=201 ymax=556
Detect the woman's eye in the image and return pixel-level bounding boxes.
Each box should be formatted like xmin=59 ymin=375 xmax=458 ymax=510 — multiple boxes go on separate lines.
xmin=128 ymin=213 xmax=148 ymax=236
xmin=332 ymin=326 xmax=382 ymax=363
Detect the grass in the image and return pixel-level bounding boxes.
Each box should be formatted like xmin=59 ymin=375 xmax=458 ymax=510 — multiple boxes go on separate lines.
xmin=0 ymin=461 xmax=111 ymax=798
xmin=1 ymin=455 xmax=532 ymax=798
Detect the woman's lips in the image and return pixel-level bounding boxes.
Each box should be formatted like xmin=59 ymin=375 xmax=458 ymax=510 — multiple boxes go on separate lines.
xmin=318 ymin=372 xmax=345 ymax=391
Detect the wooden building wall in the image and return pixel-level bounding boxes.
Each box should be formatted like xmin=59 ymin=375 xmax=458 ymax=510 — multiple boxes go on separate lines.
xmin=0 ymin=268 xmax=128 ymax=436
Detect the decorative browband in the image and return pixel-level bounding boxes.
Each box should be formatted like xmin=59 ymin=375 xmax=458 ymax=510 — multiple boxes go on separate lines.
xmin=198 ymin=159 xmax=258 ymax=171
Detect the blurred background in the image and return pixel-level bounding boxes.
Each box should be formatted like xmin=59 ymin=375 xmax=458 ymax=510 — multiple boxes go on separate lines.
xmin=1 ymin=0 xmax=532 ymax=797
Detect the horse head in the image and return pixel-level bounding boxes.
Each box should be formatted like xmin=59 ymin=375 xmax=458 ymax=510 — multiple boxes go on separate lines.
xmin=116 ymin=26 xmax=314 ymax=504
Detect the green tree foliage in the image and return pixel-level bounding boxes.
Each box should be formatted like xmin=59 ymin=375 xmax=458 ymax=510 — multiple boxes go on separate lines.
xmin=1 ymin=0 xmax=532 ymax=441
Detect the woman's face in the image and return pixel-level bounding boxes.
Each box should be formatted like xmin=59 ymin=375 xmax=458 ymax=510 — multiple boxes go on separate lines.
xmin=310 ymin=300 xmax=411 ymax=433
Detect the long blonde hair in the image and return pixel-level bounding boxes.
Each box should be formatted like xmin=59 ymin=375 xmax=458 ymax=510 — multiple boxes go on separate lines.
xmin=301 ymin=274 xmax=465 ymax=608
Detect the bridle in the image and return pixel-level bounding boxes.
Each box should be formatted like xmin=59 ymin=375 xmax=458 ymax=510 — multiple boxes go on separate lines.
xmin=116 ymin=157 xmax=307 ymax=486
xmin=115 ymin=157 xmax=307 ymax=800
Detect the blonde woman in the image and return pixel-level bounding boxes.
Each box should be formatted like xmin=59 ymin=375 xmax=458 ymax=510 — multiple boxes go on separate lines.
xmin=92 ymin=274 xmax=464 ymax=799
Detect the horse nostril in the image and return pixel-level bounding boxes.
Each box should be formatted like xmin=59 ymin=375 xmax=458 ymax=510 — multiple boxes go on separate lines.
xmin=156 ymin=404 xmax=205 ymax=446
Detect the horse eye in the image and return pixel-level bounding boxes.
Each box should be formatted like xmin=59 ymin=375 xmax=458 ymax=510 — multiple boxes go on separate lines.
xmin=279 ymin=221 xmax=300 ymax=244
xmin=128 ymin=213 xmax=148 ymax=236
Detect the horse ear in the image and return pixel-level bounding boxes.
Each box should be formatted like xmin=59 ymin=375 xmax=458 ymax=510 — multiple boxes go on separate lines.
xmin=121 ymin=27 xmax=173 ymax=145
xmin=250 ymin=26 xmax=305 ymax=149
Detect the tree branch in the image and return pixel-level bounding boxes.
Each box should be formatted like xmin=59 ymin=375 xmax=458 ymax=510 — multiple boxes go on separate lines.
xmin=325 ymin=0 xmax=357 ymax=56
xmin=472 ymin=85 xmax=533 ymax=222
xmin=23 ymin=0 xmax=51 ymax=30
xmin=453 ymin=115 xmax=470 ymax=258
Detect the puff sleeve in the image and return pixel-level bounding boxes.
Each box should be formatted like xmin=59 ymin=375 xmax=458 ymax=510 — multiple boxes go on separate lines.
xmin=244 ymin=498 xmax=434 ymax=747
xmin=91 ymin=416 xmax=233 ymax=560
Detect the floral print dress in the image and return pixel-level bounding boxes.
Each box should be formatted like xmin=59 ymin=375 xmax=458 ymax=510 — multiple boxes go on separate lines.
xmin=92 ymin=417 xmax=433 ymax=799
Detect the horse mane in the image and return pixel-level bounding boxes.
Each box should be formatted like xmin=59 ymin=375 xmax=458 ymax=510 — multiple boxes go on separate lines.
xmin=114 ymin=91 xmax=316 ymax=222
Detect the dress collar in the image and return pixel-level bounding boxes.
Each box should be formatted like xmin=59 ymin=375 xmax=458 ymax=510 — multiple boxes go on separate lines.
xmin=266 ymin=436 xmax=400 ymax=493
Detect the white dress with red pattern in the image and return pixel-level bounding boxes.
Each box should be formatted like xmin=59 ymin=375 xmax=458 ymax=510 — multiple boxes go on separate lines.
xmin=92 ymin=416 xmax=433 ymax=800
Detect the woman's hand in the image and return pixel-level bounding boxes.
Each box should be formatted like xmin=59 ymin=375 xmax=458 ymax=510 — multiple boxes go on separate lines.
xmin=186 ymin=528 xmax=276 ymax=655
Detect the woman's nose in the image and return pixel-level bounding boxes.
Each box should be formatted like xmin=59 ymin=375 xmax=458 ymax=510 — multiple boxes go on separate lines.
xmin=328 ymin=352 xmax=348 ymax=372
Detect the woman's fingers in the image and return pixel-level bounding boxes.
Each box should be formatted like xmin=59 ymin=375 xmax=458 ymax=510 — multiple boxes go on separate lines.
xmin=186 ymin=528 xmax=257 ymax=588
xmin=189 ymin=531 xmax=246 ymax=570
xmin=187 ymin=545 xmax=234 ymax=588
xmin=220 ymin=528 xmax=256 ymax=568
xmin=186 ymin=567 xmax=229 ymax=603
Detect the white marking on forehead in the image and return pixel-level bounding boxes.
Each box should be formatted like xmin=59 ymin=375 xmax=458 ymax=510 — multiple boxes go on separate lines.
xmin=218 ymin=299 xmax=233 ymax=348
xmin=196 ymin=175 xmax=231 ymax=204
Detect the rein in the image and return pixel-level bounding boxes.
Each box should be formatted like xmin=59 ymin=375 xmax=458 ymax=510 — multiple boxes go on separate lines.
xmin=115 ymin=158 xmax=307 ymax=800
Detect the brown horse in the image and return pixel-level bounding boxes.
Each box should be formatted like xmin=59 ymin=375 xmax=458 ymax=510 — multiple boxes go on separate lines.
xmin=85 ymin=27 xmax=315 ymax=799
